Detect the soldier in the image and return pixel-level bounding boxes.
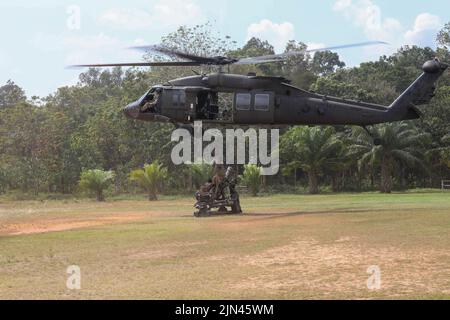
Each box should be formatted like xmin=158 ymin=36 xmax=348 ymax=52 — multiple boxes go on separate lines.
xmin=199 ymin=178 xmax=214 ymax=194
xmin=211 ymin=164 xmax=226 ymax=200
xmin=141 ymin=88 xmax=162 ymax=113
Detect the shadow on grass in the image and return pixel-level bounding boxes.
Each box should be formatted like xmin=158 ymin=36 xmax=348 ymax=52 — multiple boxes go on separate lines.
xmin=189 ymin=207 xmax=405 ymax=220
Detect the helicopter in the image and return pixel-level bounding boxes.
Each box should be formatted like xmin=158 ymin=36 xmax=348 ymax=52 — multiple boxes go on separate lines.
xmin=72 ymin=41 xmax=448 ymax=134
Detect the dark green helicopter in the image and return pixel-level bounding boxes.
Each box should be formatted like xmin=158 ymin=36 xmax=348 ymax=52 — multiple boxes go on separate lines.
xmin=72 ymin=42 xmax=448 ymax=134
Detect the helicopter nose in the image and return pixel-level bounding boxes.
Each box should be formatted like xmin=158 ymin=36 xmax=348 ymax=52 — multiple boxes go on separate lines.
xmin=123 ymin=102 xmax=140 ymax=119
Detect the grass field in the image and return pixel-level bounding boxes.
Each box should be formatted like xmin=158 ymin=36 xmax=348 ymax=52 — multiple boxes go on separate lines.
xmin=1 ymin=192 xmax=450 ymax=300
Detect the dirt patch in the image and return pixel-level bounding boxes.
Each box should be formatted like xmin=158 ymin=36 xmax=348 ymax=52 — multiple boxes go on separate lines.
xmin=233 ymin=237 xmax=450 ymax=298
xmin=0 ymin=214 xmax=147 ymax=236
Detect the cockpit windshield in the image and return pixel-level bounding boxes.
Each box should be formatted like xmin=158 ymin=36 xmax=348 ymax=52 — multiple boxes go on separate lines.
xmin=139 ymin=87 xmax=162 ymax=114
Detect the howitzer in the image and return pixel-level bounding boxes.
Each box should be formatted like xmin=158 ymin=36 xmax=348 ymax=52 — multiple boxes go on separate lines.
xmin=194 ymin=167 xmax=242 ymax=217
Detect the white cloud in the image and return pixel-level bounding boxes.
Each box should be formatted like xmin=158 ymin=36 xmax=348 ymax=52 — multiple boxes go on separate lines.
xmin=98 ymin=0 xmax=206 ymax=30
xmin=333 ymin=0 xmax=443 ymax=58
xmin=333 ymin=0 xmax=402 ymax=44
xmin=153 ymin=0 xmax=204 ymax=27
xmin=63 ymin=33 xmax=123 ymax=65
xmin=404 ymin=13 xmax=442 ymax=47
xmin=98 ymin=9 xmax=152 ymax=30
xmin=246 ymin=19 xmax=295 ymax=53
xmin=31 ymin=32 xmax=144 ymax=65
xmin=306 ymin=42 xmax=326 ymax=51
xmin=0 ymin=50 xmax=8 ymax=69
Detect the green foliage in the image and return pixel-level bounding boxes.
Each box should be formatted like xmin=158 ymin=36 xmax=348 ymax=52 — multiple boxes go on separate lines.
xmin=186 ymin=163 xmax=213 ymax=190
xmin=1 ymin=24 xmax=450 ymax=198
xmin=79 ymin=169 xmax=115 ymax=201
xmin=0 ymin=80 xmax=26 ymax=108
xmin=349 ymin=122 xmax=430 ymax=193
xmin=229 ymin=37 xmax=277 ymax=76
xmin=130 ymin=162 xmax=168 ymax=201
xmin=241 ymin=164 xmax=261 ymax=196
xmin=281 ymin=126 xmax=347 ymax=194
xmin=311 ymin=51 xmax=345 ymax=76
xmin=437 ymin=22 xmax=450 ymax=48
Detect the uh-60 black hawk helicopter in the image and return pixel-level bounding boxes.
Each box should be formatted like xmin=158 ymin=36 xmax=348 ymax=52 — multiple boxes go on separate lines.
xmin=73 ymin=41 xmax=448 ymax=137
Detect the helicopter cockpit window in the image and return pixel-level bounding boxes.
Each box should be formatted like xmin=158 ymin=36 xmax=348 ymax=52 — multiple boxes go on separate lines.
xmin=254 ymin=94 xmax=270 ymax=111
xmin=236 ymin=93 xmax=251 ymax=111
xmin=140 ymin=88 xmax=161 ymax=113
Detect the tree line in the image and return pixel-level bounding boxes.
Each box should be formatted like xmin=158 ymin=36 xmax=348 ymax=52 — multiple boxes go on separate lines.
xmin=1 ymin=23 xmax=450 ymax=199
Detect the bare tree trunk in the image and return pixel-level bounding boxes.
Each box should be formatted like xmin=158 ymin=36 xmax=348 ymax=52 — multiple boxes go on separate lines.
xmin=331 ymin=173 xmax=340 ymax=193
xmin=96 ymin=190 xmax=105 ymax=202
xmin=148 ymin=191 xmax=157 ymax=201
xmin=308 ymin=171 xmax=319 ymax=194
xmin=188 ymin=171 xmax=193 ymax=191
xmin=380 ymin=157 xmax=392 ymax=193
xmin=294 ymin=168 xmax=297 ymax=187
xmin=261 ymin=175 xmax=267 ymax=192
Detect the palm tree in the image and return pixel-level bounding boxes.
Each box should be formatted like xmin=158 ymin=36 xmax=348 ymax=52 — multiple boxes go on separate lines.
xmin=130 ymin=161 xmax=168 ymax=201
xmin=241 ymin=164 xmax=261 ymax=196
xmin=186 ymin=163 xmax=212 ymax=190
xmin=281 ymin=126 xmax=346 ymax=194
xmin=349 ymin=122 xmax=430 ymax=193
xmin=79 ymin=169 xmax=115 ymax=201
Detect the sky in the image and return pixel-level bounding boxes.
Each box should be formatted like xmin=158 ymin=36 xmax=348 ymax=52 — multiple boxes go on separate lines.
xmin=0 ymin=0 xmax=449 ymax=97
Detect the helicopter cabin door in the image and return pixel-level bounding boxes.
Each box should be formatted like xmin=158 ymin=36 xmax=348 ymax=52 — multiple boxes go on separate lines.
xmin=161 ymin=88 xmax=189 ymax=122
xmin=233 ymin=91 xmax=274 ymax=124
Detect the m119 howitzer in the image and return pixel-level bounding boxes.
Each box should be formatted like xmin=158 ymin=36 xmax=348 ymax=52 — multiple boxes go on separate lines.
xmin=194 ymin=166 xmax=242 ymax=217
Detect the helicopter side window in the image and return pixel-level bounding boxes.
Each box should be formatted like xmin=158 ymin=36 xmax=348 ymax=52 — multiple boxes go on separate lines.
xmin=179 ymin=92 xmax=186 ymax=106
xmin=172 ymin=91 xmax=186 ymax=107
xmin=172 ymin=92 xmax=179 ymax=107
xmin=254 ymin=94 xmax=270 ymax=111
xmin=236 ymin=93 xmax=251 ymax=111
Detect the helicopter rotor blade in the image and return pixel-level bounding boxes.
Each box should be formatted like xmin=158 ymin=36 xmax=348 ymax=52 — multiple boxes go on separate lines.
xmin=70 ymin=41 xmax=388 ymax=69
xmin=235 ymin=41 xmax=388 ymax=65
xmin=129 ymin=45 xmax=218 ymax=64
xmin=305 ymin=40 xmax=388 ymax=53
xmin=234 ymin=56 xmax=285 ymax=65
xmin=67 ymin=61 xmax=203 ymax=69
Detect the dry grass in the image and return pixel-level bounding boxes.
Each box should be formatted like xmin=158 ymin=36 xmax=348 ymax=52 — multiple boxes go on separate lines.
xmin=0 ymin=192 xmax=450 ymax=299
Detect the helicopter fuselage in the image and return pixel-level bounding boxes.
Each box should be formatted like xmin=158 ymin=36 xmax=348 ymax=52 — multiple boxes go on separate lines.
xmin=124 ymin=60 xmax=447 ymax=128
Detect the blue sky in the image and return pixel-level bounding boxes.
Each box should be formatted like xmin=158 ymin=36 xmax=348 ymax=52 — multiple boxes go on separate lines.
xmin=0 ymin=0 xmax=448 ymax=97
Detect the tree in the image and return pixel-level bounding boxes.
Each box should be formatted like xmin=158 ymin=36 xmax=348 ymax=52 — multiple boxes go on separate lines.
xmin=282 ymin=40 xmax=316 ymax=88
xmin=0 ymin=80 xmax=26 ymax=108
xmin=349 ymin=123 xmax=430 ymax=193
xmin=228 ymin=37 xmax=277 ymax=76
xmin=130 ymin=161 xmax=168 ymax=201
xmin=79 ymin=169 xmax=114 ymax=201
xmin=311 ymin=51 xmax=345 ymax=76
xmin=241 ymin=164 xmax=261 ymax=196
xmin=281 ymin=127 xmax=346 ymax=194
xmin=437 ymin=22 xmax=450 ymax=48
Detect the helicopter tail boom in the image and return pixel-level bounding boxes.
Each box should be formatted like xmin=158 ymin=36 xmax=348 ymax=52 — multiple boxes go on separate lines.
xmin=388 ymin=59 xmax=448 ymax=121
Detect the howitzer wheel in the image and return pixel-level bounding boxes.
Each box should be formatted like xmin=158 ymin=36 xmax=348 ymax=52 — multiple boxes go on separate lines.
xmin=194 ymin=206 xmax=211 ymax=217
